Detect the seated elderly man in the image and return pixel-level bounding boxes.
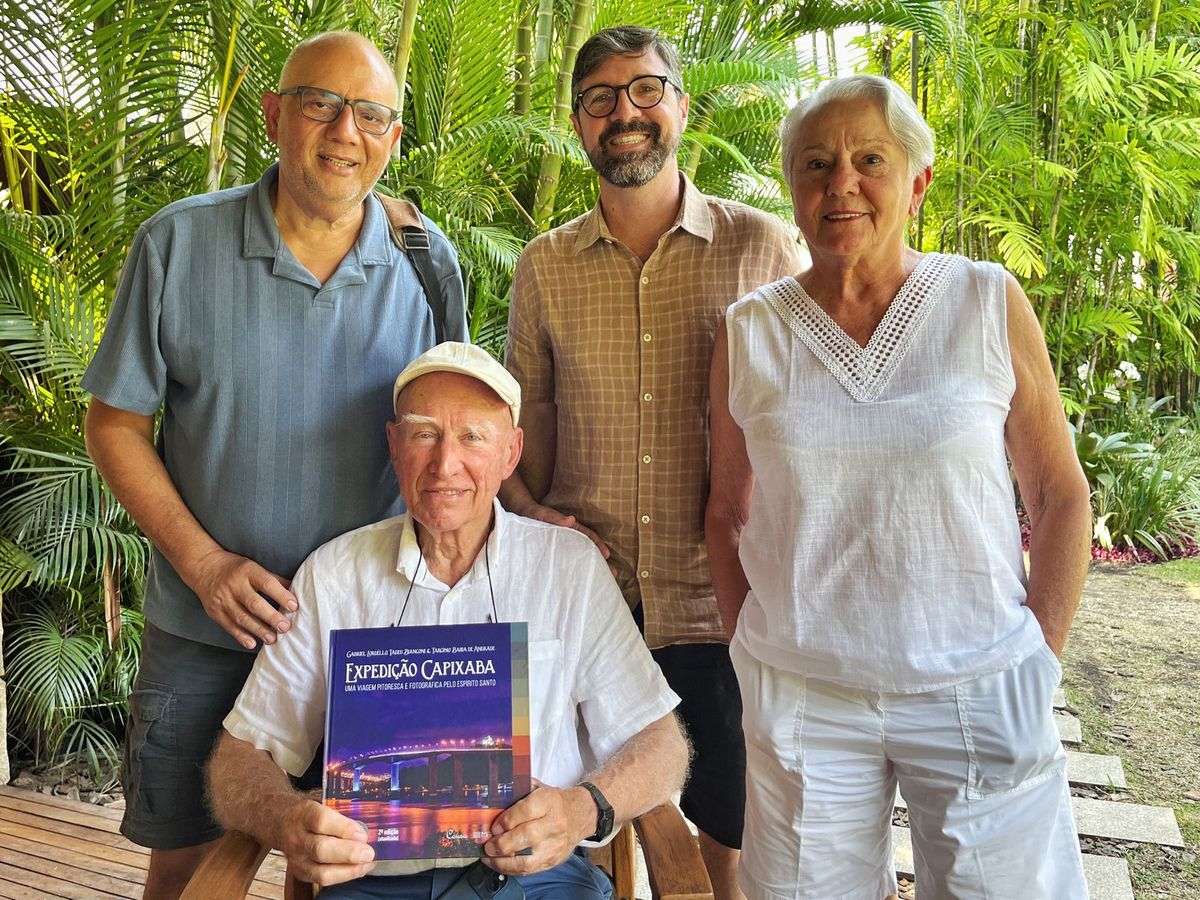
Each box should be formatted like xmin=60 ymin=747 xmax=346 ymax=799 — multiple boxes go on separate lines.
xmin=208 ymin=342 xmax=688 ymax=899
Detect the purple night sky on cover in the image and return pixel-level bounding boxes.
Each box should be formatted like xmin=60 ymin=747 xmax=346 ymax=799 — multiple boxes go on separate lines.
xmin=326 ymin=623 xmax=515 ymax=761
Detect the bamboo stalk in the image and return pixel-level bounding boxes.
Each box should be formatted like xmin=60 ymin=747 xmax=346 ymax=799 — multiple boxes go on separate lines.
xmin=392 ymin=0 xmax=421 ymax=118
xmin=531 ymin=0 xmax=593 ymax=229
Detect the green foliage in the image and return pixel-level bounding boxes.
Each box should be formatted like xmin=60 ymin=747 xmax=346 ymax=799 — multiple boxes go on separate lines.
xmin=878 ymin=0 xmax=1200 ymax=410
xmin=1 ymin=0 xmax=945 ymax=771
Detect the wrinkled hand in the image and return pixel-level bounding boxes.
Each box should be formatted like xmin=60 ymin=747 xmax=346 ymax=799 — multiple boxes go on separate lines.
xmin=481 ymin=783 xmax=595 ymax=877
xmin=278 ymin=798 xmax=375 ymax=886
xmin=523 ymin=505 xmax=614 ymax=572
xmin=191 ymin=548 xmax=296 ymax=649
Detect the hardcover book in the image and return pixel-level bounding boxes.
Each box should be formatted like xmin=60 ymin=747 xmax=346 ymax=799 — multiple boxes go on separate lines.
xmin=323 ymin=622 xmax=531 ymax=861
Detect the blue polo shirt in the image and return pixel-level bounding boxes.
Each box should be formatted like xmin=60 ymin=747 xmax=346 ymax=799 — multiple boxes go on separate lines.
xmin=83 ymin=164 xmax=467 ymax=650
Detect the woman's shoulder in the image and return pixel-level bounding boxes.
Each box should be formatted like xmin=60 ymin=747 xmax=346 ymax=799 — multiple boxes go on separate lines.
xmin=728 ymin=275 xmax=798 ymax=317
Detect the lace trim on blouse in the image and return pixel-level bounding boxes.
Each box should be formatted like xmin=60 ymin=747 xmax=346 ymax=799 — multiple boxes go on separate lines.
xmin=762 ymin=252 xmax=962 ymax=403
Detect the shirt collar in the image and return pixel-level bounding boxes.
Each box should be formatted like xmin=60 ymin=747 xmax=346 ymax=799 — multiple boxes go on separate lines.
xmin=571 ymin=172 xmax=713 ymax=254
xmin=394 ymin=499 xmax=509 ymax=591
xmin=242 ymin=164 xmax=394 ymax=283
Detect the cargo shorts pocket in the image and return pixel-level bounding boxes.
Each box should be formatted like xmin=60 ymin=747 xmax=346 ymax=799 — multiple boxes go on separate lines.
xmin=957 ymin=644 xmax=1066 ymax=801
xmin=122 ymin=683 xmax=178 ymax=822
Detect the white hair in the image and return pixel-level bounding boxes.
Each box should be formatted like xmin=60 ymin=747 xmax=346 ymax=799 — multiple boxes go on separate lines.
xmin=780 ymin=74 xmax=934 ymax=183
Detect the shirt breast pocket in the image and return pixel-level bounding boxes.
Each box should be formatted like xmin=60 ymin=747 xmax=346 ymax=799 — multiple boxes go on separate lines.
xmin=527 ymin=639 xmax=567 ymax=768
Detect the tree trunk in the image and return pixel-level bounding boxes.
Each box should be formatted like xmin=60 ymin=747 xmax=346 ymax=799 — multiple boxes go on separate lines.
xmin=531 ymin=0 xmax=593 ymax=230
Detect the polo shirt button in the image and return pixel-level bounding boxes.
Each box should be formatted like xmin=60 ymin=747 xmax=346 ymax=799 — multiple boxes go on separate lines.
xmin=642 ymin=333 xmax=652 ymax=342
xmin=640 ymin=276 xmax=649 ymax=285
xmin=640 ymin=570 xmax=650 ymax=578
xmin=642 ymin=454 xmax=652 ymax=463
xmin=640 ymin=514 xmax=650 ymax=524
xmin=643 ymin=392 xmax=653 ymax=401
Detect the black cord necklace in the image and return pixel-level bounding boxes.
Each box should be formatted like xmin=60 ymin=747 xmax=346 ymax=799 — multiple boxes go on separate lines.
xmin=394 ymin=531 xmax=501 ymax=627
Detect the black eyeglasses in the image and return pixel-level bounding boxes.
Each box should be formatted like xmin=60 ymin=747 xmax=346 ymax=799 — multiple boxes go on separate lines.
xmin=278 ymin=86 xmax=399 ymax=135
xmin=573 ymin=74 xmax=681 ymax=119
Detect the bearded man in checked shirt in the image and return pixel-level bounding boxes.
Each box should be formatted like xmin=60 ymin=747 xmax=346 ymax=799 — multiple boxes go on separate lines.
xmin=500 ymin=25 xmax=802 ymax=900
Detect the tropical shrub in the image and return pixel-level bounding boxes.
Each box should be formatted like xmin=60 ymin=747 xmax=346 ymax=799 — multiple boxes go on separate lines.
xmin=1 ymin=0 xmax=949 ymax=770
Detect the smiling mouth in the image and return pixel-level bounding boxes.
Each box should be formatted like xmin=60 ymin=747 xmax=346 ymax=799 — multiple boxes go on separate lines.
xmin=824 ymin=212 xmax=866 ymax=220
xmin=609 ymin=133 xmax=649 ymax=147
xmin=318 ymin=153 xmax=357 ymax=169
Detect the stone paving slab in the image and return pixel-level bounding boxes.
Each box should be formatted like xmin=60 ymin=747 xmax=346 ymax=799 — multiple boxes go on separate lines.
xmin=1055 ymin=687 xmax=1067 ymax=708
xmin=1066 ymin=750 xmax=1127 ymax=788
xmin=892 ymin=849 xmax=1136 ymax=900
xmin=1057 ymin=711 xmax=1083 ymax=743
xmin=1080 ymin=855 xmax=1135 ymax=900
xmin=1072 ymin=796 xmax=1185 ymax=847
xmin=891 ymin=828 xmax=1132 ymax=899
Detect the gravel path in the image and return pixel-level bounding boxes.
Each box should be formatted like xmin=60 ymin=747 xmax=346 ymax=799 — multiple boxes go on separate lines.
xmin=1063 ymin=564 xmax=1200 ymax=898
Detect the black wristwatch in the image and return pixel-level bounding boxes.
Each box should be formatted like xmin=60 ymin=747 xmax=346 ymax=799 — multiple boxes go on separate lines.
xmin=578 ymin=780 xmax=615 ymax=842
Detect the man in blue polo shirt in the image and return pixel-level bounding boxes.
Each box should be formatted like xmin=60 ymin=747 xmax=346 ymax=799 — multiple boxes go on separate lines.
xmin=82 ymin=31 xmax=465 ymax=899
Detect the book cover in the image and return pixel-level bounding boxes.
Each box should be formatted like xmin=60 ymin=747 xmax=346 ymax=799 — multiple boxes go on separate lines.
xmin=323 ymin=622 xmax=531 ymax=861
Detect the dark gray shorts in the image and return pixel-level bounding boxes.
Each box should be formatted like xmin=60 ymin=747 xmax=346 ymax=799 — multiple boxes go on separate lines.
xmin=120 ymin=623 xmax=257 ymax=849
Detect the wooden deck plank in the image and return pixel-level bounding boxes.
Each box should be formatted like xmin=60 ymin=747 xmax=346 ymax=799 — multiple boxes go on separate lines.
xmin=0 ymin=787 xmax=124 ymax=822
xmin=0 ymin=879 xmax=53 ymax=900
xmin=0 ymin=790 xmax=125 ymax=835
xmin=0 ymin=804 xmax=149 ymax=854
xmin=0 ymin=830 xmax=146 ymax=887
xmin=0 ymin=820 xmax=150 ymax=870
xmin=0 ymin=786 xmax=285 ymax=898
xmin=0 ymin=845 xmax=141 ymax=898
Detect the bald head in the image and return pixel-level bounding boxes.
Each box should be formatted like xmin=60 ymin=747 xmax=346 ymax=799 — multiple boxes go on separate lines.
xmin=279 ymin=31 xmax=399 ymax=107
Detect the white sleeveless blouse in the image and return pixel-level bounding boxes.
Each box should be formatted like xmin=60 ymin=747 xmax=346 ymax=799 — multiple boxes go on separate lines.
xmin=725 ymin=253 xmax=1043 ymax=692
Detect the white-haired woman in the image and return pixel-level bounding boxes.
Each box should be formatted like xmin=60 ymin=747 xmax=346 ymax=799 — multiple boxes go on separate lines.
xmin=706 ymin=75 xmax=1092 ymax=899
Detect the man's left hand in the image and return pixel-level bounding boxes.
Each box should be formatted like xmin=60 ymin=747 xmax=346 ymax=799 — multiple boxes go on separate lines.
xmin=480 ymin=783 xmax=595 ymax=876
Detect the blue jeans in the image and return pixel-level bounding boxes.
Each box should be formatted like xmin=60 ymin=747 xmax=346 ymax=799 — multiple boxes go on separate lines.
xmin=318 ymin=852 xmax=614 ymax=900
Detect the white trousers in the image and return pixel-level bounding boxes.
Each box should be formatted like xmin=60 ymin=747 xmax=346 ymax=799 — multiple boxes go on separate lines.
xmin=731 ymin=638 xmax=1087 ymax=900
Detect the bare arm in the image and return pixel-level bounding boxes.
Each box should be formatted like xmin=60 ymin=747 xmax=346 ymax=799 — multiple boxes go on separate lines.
xmin=85 ymin=398 xmax=295 ymax=649
xmin=208 ymin=731 xmax=375 ymax=885
xmin=481 ymin=712 xmax=688 ymax=876
xmin=498 ymin=401 xmax=610 ymax=560
xmin=1003 ymin=274 xmax=1092 ymax=656
xmin=705 ymin=321 xmax=755 ymax=638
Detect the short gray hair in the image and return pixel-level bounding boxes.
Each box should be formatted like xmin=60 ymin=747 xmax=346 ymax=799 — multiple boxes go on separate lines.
xmin=572 ymin=26 xmax=684 ymax=94
xmin=780 ymin=75 xmax=934 ymax=183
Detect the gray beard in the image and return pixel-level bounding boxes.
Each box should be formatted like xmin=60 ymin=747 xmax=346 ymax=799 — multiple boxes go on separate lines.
xmin=589 ymin=124 xmax=677 ymax=188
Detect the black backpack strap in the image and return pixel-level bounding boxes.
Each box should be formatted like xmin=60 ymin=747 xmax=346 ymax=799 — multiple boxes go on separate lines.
xmin=375 ymin=193 xmax=447 ymax=344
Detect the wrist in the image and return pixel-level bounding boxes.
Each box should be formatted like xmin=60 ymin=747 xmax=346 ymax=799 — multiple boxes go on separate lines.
xmin=576 ymin=780 xmax=615 ymax=842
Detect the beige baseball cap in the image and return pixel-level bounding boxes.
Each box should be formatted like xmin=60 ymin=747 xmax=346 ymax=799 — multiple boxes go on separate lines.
xmin=392 ymin=342 xmax=521 ymax=426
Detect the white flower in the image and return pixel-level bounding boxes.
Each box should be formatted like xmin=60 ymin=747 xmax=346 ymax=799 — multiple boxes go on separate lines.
xmin=1103 ymin=385 xmax=1120 ymax=402
xmin=1128 ymin=333 xmax=1138 ymax=343
xmin=1154 ymin=342 xmax=1161 ymax=350
xmin=1117 ymin=360 xmax=1141 ymax=382
xmin=1077 ymin=362 xmax=1091 ymax=382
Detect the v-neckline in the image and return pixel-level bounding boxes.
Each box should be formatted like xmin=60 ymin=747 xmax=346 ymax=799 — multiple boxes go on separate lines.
xmin=764 ymin=253 xmax=959 ymax=402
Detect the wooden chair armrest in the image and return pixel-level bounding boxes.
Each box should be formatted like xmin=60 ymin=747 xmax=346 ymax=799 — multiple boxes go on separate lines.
xmin=180 ymin=829 xmax=270 ymax=900
xmin=634 ymin=804 xmax=714 ymax=900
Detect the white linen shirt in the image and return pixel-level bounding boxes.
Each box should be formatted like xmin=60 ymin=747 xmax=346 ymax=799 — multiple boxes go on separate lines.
xmin=225 ymin=500 xmax=679 ymax=793
xmin=726 ymin=255 xmax=1043 ymax=692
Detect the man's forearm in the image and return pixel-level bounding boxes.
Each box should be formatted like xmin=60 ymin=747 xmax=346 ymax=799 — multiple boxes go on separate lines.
xmin=583 ymin=713 xmax=689 ymax=828
xmin=85 ymin=399 xmax=222 ymax=587
xmin=507 ymin=400 xmax=557 ymax=507
xmin=208 ymin=731 xmax=307 ymax=850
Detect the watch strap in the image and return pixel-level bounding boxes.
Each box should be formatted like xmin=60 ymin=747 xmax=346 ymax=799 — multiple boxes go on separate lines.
xmin=578 ymin=780 xmax=615 ymax=842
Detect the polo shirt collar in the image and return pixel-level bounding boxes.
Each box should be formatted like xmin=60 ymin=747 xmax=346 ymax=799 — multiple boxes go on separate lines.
xmin=242 ymin=163 xmax=394 ymax=285
xmin=395 ymin=500 xmax=509 ymax=592
xmin=572 ymin=172 xmax=714 ymax=254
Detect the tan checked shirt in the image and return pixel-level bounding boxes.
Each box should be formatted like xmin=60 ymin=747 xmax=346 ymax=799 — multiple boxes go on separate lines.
xmin=506 ymin=176 xmax=803 ymax=648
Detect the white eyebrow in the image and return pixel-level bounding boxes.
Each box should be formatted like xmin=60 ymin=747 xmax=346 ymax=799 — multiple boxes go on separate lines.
xmin=400 ymin=414 xmax=438 ymax=428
